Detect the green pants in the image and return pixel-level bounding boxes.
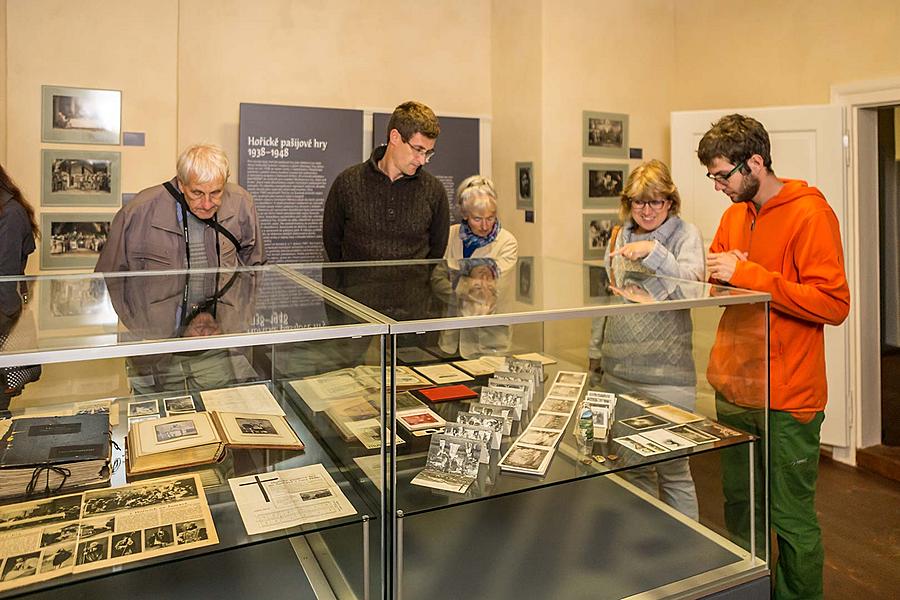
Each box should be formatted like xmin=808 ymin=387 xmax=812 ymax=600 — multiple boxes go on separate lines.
xmin=717 ymin=396 xmax=825 ymax=600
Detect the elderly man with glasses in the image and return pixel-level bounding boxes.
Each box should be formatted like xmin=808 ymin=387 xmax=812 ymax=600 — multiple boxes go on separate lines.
xmin=323 ymin=100 xmax=449 ymax=261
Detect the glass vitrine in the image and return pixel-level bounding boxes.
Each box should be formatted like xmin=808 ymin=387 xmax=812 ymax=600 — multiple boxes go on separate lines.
xmin=291 ymin=257 xmax=770 ymax=600
xmin=0 ymin=267 xmax=386 ymax=599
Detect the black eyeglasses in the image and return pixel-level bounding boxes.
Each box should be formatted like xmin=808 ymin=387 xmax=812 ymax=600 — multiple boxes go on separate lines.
xmin=706 ymin=161 xmax=745 ymax=183
xmin=403 ymin=137 xmax=436 ymax=162
xmin=631 ymin=198 xmax=668 ymax=210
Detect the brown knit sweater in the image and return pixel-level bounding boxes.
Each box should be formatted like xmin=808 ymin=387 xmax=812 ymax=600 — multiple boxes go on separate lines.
xmin=322 ymin=146 xmax=450 ymax=261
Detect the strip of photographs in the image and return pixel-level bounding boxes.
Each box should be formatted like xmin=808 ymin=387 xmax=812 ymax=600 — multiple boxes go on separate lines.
xmin=613 ymin=393 xmax=744 ymax=457
xmin=0 ymin=474 xmax=216 ymax=592
xmin=412 ymin=357 xmax=547 ymax=493
xmin=499 ymin=370 xmax=589 ymax=476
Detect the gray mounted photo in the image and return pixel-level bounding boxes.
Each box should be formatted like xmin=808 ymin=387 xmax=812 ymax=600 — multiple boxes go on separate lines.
xmin=41 ymin=213 xmax=112 ymax=270
xmin=42 ymin=85 xmax=121 ymax=145
xmin=41 ymin=149 xmax=121 ymax=207
xmin=583 ymin=111 xmax=629 ymax=158
xmin=583 ymin=162 xmax=628 ymax=209
xmin=582 ymin=212 xmax=620 ymax=260
xmin=515 ymin=162 xmax=534 ymax=210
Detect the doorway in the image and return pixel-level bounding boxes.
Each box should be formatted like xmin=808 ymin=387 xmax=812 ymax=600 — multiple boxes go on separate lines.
xmin=877 ymin=107 xmax=900 ymax=448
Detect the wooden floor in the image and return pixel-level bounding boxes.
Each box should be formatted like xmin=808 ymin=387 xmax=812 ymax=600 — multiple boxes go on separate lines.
xmin=692 ymin=452 xmax=900 ymax=598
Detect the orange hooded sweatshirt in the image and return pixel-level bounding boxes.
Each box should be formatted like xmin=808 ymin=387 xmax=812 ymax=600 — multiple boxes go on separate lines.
xmin=708 ymin=179 xmax=850 ymax=417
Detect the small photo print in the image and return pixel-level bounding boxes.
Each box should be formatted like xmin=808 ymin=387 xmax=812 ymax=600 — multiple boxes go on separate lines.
xmin=163 ymin=395 xmax=195 ymax=414
xmin=620 ymin=414 xmax=669 ymax=431
xmin=619 ymin=393 xmax=656 ymax=408
xmin=42 ymin=149 xmax=121 ymax=208
xmin=154 ymin=420 xmax=199 ymax=443
xmin=75 ymin=537 xmax=109 ymax=565
xmin=42 ymin=85 xmax=121 ymax=145
xmin=583 ymin=111 xmax=629 ymax=158
xmin=48 ymin=220 xmax=109 ymax=256
xmin=554 ymin=372 xmax=587 ymax=387
xmin=668 ymin=424 xmax=719 ymax=444
xmin=39 ymin=544 xmax=75 ymax=573
xmin=614 ymin=435 xmax=668 ymax=457
xmin=515 ymin=162 xmax=534 ymax=210
xmin=299 ymin=489 xmax=334 ymax=501
xmin=501 ymin=444 xmax=550 ymax=471
xmin=547 ymin=384 xmax=581 ymax=401
xmin=40 ymin=522 xmax=81 ymax=547
xmin=518 ymin=428 xmax=561 ymax=448
xmin=144 ymin=525 xmax=174 ymax=550
xmin=175 ymin=520 xmax=209 ymax=545
xmin=2 ymin=551 xmax=41 ymax=581
xmin=689 ymin=420 xmax=743 ymax=439
xmin=531 ymin=413 xmax=569 ymax=431
xmin=541 ymin=398 xmax=575 ymax=415
xmin=110 ymin=531 xmax=142 ymax=558
xmin=79 ymin=517 xmax=115 ymax=539
xmin=128 ymin=399 xmax=159 ymax=417
xmin=236 ymin=417 xmax=277 ymax=435
xmin=583 ymin=213 xmax=619 ymax=260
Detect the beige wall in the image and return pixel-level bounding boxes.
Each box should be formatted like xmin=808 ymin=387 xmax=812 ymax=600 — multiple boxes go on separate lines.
xmin=0 ymin=0 xmax=6 ymax=165
xmin=673 ymin=0 xmax=900 ymax=110
xmin=540 ymin=0 xmax=675 ymax=268
xmin=177 ymin=0 xmax=492 ymax=168
xmin=6 ymin=0 xmax=178 ymax=274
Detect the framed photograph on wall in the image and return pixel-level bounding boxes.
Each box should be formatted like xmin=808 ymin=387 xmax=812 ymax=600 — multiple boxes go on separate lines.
xmin=38 ymin=275 xmax=118 ymax=333
xmin=41 ymin=85 xmax=121 ymax=145
xmin=516 ymin=257 xmax=534 ymax=304
xmin=583 ymin=163 xmax=628 ymax=209
xmin=41 ymin=149 xmax=121 ymax=207
xmin=582 ymin=212 xmax=620 ymax=260
xmin=515 ymin=162 xmax=534 ymax=210
xmin=40 ymin=213 xmax=113 ymax=270
xmin=582 ymin=111 xmax=629 ymax=158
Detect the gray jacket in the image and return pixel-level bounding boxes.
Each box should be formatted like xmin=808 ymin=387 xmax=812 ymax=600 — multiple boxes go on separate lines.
xmin=95 ymin=178 xmax=265 ymax=272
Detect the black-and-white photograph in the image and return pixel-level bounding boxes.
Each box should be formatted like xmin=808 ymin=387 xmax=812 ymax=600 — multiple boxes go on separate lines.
xmin=154 ymin=420 xmax=199 ymax=443
xmin=41 ymin=214 xmax=113 ymax=270
xmin=110 ymin=531 xmax=142 ymax=557
xmin=0 ymin=496 xmax=82 ymax=532
xmin=144 ymin=525 xmax=174 ymax=550
xmin=39 ymin=543 xmax=75 ymax=573
xmin=620 ymin=414 xmax=669 ymax=431
xmin=518 ymin=428 xmax=561 ymax=448
xmin=457 ymin=412 xmax=504 ymax=433
xmin=583 ymin=111 xmax=629 ymax=158
xmin=585 ymin=265 xmax=612 ymax=302
xmin=531 ymin=413 xmax=568 ymax=431
xmin=515 ymin=161 xmax=534 ymax=210
xmin=40 ymin=522 xmax=81 ymax=547
xmin=82 ymin=477 xmax=199 ymax=516
xmin=480 ymin=387 xmax=525 ymax=409
xmin=501 ymin=444 xmax=550 ymax=471
xmin=42 ymin=85 xmax=121 ymax=145
xmin=541 ymin=399 xmax=575 ymax=414
xmin=426 ymin=435 xmax=480 ymax=477
xmin=1 ymin=552 xmax=41 ymax=581
xmin=620 ymin=393 xmax=657 ymax=408
xmin=75 ymin=537 xmax=108 ymax=565
xmin=236 ymin=417 xmax=277 ymax=435
xmin=175 ymin=520 xmax=209 ymax=544
xmin=299 ymin=489 xmax=333 ymax=501
xmin=128 ymin=399 xmax=159 ymax=417
xmin=79 ymin=517 xmax=116 ymax=539
xmin=689 ymin=420 xmax=743 ymax=440
xmin=547 ymin=384 xmax=581 ymax=401
xmin=554 ymin=372 xmax=587 ymax=387
xmin=583 ymin=213 xmax=619 ymax=260
xmin=164 ymin=396 xmax=196 ymax=415
xmin=42 ymin=150 xmax=121 ymax=207
xmin=469 ymin=403 xmax=511 ymax=419
xmin=444 ymin=423 xmax=493 ymax=447
xmin=583 ymin=163 xmax=628 ymax=209
xmin=668 ymin=424 xmax=719 ymax=444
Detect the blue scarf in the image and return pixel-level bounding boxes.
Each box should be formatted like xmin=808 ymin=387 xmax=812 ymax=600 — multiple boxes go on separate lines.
xmin=460 ymin=220 xmax=500 ymax=258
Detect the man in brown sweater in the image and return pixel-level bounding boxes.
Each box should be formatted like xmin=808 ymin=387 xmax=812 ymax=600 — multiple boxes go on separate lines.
xmin=322 ymin=101 xmax=450 ymax=261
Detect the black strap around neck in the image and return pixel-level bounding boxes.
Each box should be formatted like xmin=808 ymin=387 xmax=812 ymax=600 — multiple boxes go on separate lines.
xmin=163 ymin=181 xmax=243 ymax=259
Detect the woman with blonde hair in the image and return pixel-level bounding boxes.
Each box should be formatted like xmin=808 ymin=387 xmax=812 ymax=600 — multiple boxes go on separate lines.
xmin=590 ymin=158 xmax=704 ymax=520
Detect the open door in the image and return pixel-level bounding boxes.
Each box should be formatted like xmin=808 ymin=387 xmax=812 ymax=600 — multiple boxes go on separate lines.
xmin=671 ymin=105 xmax=850 ymax=448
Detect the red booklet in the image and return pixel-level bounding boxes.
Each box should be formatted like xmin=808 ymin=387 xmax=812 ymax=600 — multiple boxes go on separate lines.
xmin=418 ymin=385 xmax=478 ymax=403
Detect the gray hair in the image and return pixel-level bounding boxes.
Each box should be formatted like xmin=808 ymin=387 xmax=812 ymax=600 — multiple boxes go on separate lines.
xmin=177 ymin=144 xmax=230 ymax=185
xmin=456 ymin=175 xmax=497 ymax=217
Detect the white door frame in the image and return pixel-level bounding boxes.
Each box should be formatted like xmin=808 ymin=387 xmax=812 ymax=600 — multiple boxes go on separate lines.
xmin=831 ymin=78 xmax=900 ymax=465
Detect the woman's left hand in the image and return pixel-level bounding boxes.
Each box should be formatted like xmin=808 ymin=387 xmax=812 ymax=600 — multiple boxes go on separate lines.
xmin=609 ymin=240 xmax=655 ymax=261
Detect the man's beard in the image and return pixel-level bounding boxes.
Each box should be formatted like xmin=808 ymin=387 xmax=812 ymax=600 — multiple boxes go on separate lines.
xmin=735 ymin=172 xmax=760 ymax=203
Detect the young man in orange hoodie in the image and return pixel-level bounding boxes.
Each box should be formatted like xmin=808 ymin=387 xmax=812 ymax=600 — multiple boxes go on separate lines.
xmin=699 ymin=114 xmax=850 ymax=600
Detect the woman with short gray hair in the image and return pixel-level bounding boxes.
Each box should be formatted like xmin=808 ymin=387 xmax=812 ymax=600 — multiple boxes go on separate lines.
xmin=444 ymin=175 xmax=518 ymax=274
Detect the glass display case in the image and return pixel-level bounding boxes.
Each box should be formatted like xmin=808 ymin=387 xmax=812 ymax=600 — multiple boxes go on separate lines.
xmin=0 ymin=258 xmax=770 ymax=599
xmin=0 ymin=267 xmax=387 ymax=599
xmin=285 ymin=257 xmax=771 ymax=600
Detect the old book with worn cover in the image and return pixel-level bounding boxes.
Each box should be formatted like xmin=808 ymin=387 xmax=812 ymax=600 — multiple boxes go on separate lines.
xmin=126 ymin=413 xmax=226 ymax=476
xmin=0 ymin=414 xmax=111 ymax=499
xmin=211 ymin=412 xmax=304 ymax=451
